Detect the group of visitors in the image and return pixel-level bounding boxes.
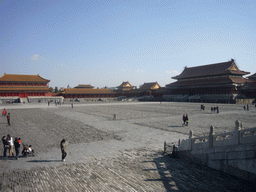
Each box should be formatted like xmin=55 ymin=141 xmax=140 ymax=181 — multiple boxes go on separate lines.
xmin=243 ymin=104 xmax=249 ymax=111
xmin=182 ymin=114 xmax=189 ymax=126
xmin=2 ymin=135 xmax=34 ymax=159
xmin=2 ymin=109 xmax=11 ymax=126
xmin=2 ymin=133 xmax=66 ymax=161
xmin=211 ymin=106 xmax=219 ymax=113
xmin=2 ymin=135 xmax=21 ymax=159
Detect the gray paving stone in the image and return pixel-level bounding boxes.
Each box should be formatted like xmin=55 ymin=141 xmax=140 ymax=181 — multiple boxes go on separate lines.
xmin=0 ymin=102 xmax=255 ymax=191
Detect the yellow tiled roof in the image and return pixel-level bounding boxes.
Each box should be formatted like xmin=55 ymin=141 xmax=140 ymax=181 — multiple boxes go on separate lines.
xmin=0 ymin=87 xmax=51 ymax=91
xmin=0 ymin=74 xmax=50 ymax=82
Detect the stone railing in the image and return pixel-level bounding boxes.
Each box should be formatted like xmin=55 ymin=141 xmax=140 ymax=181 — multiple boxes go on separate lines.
xmin=178 ymin=120 xmax=256 ymax=151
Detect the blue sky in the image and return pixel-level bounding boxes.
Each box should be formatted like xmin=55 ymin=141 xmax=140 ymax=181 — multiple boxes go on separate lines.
xmin=1 ymin=0 xmax=256 ymax=88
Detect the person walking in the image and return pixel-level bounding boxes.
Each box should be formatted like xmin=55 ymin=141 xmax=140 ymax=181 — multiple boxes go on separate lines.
xmin=185 ymin=114 xmax=189 ymax=126
xmin=60 ymin=139 xmax=67 ymax=161
xmin=182 ymin=114 xmax=186 ymax=126
xmin=14 ymin=137 xmax=21 ymax=159
xmin=6 ymin=113 xmax=10 ymax=126
xmin=2 ymin=136 xmax=9 ymax=157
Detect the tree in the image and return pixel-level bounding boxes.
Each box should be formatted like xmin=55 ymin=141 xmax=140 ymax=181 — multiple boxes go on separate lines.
xmin=54 ymin=86 xmax=58 ymax=93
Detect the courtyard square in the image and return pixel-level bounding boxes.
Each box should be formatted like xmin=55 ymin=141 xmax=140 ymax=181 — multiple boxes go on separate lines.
xmin=0 ymin=102 xmax=255 ymax=191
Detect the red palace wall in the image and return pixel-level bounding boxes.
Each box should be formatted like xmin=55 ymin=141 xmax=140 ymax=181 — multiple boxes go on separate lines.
xmin=0 ymin=82 xmax=51 ymax=97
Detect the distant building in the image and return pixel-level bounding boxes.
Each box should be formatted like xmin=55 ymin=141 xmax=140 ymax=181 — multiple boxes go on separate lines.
xmin=138 ymin=82 xmax=164 ymax=97
xmin=165 ymin=59 xmax=250 ymax=103
xmin=0 ymin=73 xmax=51 ymax=97
xmin=74 ymin=84 xmax=94 ymax=89
xmin=114 ymin=81 xmax=136 ymax=97
xmin=115 ymin=81 xmax=135 ymax=92
xmin=60 ymin=88 xmax=114 ymax=98
xmin=240 ymin=73 xmax=256 ymax=99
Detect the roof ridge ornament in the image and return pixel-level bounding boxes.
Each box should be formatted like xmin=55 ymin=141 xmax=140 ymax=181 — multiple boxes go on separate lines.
xmin=228 ymin=61 xmax=238 ymax=71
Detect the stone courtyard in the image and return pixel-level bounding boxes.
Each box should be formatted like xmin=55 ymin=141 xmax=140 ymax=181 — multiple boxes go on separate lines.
xmin=0 ymin=101 xmax=256 ymax=191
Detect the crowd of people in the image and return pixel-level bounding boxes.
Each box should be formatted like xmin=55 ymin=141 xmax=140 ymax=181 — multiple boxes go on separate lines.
xmin=2 ymin=133 xmax=67 ymax=161
xmin=243 ymin=104 xmax=250 ymax=111
xmin=2 ymin=134 xmax=34 ymax=159
xmin=210 ymin=106 xmax=219 ymax=113
xmin=182 ymin=104 xmax=223 ymax=126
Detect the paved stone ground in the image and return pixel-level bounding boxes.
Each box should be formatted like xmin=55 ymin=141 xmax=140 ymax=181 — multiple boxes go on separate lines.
xmin=0 ymin=102 xmax=256 ymax=191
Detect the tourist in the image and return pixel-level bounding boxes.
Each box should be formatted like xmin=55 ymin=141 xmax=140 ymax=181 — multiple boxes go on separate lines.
xmin=243 ymin=105 xmax=246 ymax=110
xmin=60 ymin=139 xmax=67 ymax=161
xmin=28 ymin=145 xmax=34 ymax=155
xmin=7 ymin=134 xmax=14 ymax=157
xmin=247 ymin=104 xmax=249 ymax=111
xmin=211 ymin=107 xmax=213 ymax=113
xmin=6 ymin=113 xmax=10 ymax=126
xmin=182 ymin=114 xmax=186 ymax=126
xmin=2 ymin=108 xmax=6 ymax=116
xmin=2 ymin=136 xmax=9 ymax=157
xmin=22 ymin=146 xmax=29 ymax=156
xmin=216 ymin=106 xmax=219 ymax=113
xmin=185 ymin=114 xmax=189 ymax=126
xmin=14 ymin=137 xmax=21 ymax=159
xmin=18 ymin=138 xmax=22 ymax=144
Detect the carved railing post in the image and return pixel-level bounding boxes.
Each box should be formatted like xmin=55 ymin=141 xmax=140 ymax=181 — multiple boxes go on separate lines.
xmin=189 ymin=130 xmax=193 ymax=150
xmin=234 ymin=120 xmax=242 ymax=145
xmin=209 ymin=125 xmax=214 ymax=148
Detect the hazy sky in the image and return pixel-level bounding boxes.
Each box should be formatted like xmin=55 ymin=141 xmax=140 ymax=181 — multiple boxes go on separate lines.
xmin=1 ymin=0 xmax=256 ymax=88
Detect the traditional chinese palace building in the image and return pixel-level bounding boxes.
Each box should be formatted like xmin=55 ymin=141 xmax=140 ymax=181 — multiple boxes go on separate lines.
xmin=165 ymin=59 xmax=250 ymax=103
xmin=0 ymin=73 xmax=51 ymax=97
xmin=115 ymin=81 xmax=135 ymax=92
xmin=60 ymin=86 xmax=115 ymax=98
xmin=114 ymin=81 xmax=136 ymax=97
xmin=240 ymin=73 xmax=256 ymax=99
xmin=74 ymin=84 xmax=94 ymax=89
xmin=138 ymin=82 xmax=162 ymax=96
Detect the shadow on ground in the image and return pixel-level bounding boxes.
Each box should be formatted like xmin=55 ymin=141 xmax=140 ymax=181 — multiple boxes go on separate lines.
xmin=27 ymin=159 xmax=62 ymax=163
xmin=143 ymin=154 xmax=256 ymax=192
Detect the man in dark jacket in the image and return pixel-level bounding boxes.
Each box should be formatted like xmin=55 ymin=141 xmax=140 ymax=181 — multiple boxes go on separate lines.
xmin=7 ymin=113 xmax=10 ymax=126
xmin=14 ymin=137 xmax=21 ymax=159
xmin=2 ymin=136 xmax=9 ymax=157
xmin=60 ymin=139 xmax=67 ymax=161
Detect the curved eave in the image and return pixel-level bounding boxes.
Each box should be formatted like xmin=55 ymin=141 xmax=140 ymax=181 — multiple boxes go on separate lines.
xmin=173 ymin=71 xmax=249 ymax=80
xmin=167 ymin=77 xmax=247 ymax=89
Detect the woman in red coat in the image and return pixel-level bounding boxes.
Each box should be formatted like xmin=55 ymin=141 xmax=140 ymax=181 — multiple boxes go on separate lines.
xmin=2 ymin=109 xmax=6 ymax=116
